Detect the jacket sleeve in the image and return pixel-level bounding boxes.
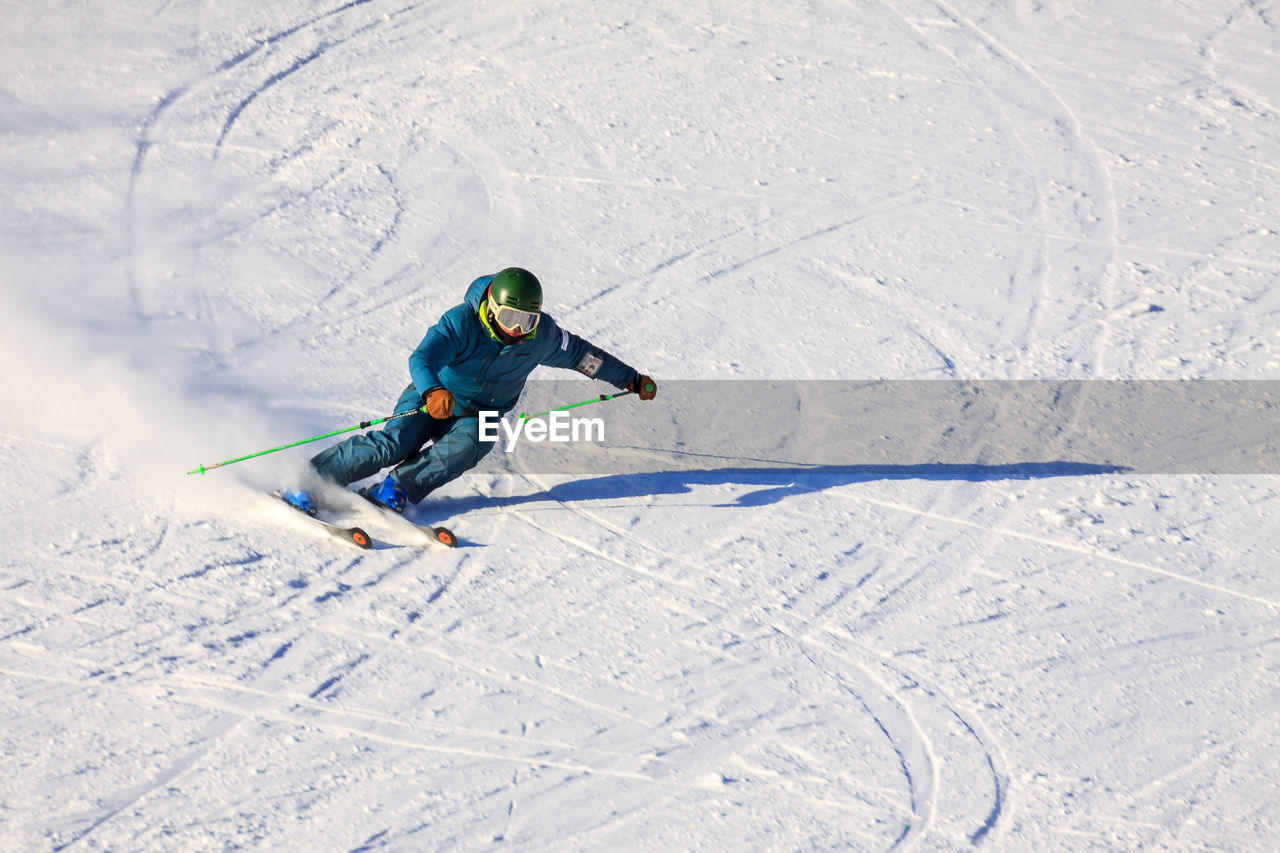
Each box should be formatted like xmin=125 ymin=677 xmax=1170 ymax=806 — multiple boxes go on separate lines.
xmin=539 ymin=318 xmax=639 ymax=390
xmin=408 ymin=311 xmax=463 ymax=397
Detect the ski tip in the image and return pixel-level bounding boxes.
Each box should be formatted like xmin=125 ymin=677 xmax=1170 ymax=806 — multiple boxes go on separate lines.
xmin=434 ymin=526 xmax=458 ymax=548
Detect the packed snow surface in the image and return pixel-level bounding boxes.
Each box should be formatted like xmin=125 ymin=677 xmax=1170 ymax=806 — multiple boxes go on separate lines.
xmin=2 ymin=1 xmax=1279 ymax=850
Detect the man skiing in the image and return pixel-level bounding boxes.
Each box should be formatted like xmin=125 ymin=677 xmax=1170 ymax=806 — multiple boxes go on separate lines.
xmin=284 ymin=267 xmax=656 ymax=513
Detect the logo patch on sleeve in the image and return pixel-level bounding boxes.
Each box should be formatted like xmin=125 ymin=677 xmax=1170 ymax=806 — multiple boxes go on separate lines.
xmin=576 ymin=352 xmax=603 ymax=377
xmin=560 ymin=330 xmax=570 ymax=351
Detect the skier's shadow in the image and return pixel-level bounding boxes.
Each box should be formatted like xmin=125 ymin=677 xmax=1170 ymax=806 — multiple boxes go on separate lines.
xmin=444 ymin=461 xmax=1129 ymax=512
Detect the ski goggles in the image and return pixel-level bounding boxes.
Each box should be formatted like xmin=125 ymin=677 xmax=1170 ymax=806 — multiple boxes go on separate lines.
xmin=490 ymin=302 xmax=540 ymax=334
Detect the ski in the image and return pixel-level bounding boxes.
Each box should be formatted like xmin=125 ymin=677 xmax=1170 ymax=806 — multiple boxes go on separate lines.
xmin=355 ymin=487 xmax=459 ymax=548
xmin=271 ymin=490 xmax=373 ymax=549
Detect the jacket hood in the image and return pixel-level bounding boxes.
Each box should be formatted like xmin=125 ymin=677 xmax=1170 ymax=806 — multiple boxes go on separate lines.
xmin=464 ymin=275 xmax=495 ymax=312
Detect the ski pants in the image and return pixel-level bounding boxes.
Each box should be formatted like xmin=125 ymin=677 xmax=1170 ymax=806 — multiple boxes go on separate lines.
xmin=309 ymin=383 xmax=495 ymax=504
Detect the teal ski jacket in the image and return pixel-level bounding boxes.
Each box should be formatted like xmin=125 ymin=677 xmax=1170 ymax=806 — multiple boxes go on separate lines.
xmin=408 ymin=275 xmax=639 ymax=416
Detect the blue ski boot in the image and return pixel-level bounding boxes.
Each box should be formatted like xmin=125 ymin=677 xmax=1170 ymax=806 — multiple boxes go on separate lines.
xmin=366 ymin=475 xmax=407 ymax=512
xmin=282 ymin=488 xmax=318 ymax=516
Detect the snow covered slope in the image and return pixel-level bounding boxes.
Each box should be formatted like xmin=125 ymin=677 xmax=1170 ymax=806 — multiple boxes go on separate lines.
xmin=2 ymin=1 xmax=1278 ymax=849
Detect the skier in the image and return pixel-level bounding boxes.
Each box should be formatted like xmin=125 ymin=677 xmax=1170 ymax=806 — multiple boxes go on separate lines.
xmin=284 ymin=267 xmax=656 ymax=513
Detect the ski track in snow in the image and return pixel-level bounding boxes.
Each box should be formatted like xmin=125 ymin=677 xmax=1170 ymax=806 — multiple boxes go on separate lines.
xmin=881 ymin=0 xmax=1121 ymax=378
xmin=511 ymin=469 xmax=1010 ymax=848
xmin=3 ymin=0 xmax=1280 ymax=849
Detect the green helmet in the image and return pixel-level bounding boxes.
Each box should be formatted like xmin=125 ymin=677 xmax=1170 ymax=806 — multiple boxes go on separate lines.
xmin=486 ymin=267 xmax=543 ymax=338
xmin=489 ymin=267 xmax=543 ymax=313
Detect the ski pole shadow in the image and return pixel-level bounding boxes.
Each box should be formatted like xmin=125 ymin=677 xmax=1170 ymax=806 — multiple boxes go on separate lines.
xmin=442 ymin=461 xmax=1131 ymax=512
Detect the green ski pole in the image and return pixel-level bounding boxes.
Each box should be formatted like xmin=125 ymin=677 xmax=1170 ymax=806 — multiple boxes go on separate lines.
xmin=518 ymin=380 xmax=653 ymax=421
xmin=187 ymin=407 xmax=426 ymax=475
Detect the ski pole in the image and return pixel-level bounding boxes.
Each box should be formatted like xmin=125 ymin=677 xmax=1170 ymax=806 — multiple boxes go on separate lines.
xmin=518 ymin=381 xmax=652 ymax=421
xmin=187 ymin=407 xmax=427 ymax=475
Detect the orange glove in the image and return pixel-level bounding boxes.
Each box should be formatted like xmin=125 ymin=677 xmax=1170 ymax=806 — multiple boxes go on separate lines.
xmin=629 ymin=374 xmax=657 ymax=400
xmin=422 ymin=387 xmax=455 ymax=419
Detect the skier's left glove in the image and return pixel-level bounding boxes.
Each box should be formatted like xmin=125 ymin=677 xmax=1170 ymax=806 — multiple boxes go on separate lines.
xmin=629 ymin=374 xmax=657 ymax=400
xmin=422 ymin=387 xmax=456 ymax=419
